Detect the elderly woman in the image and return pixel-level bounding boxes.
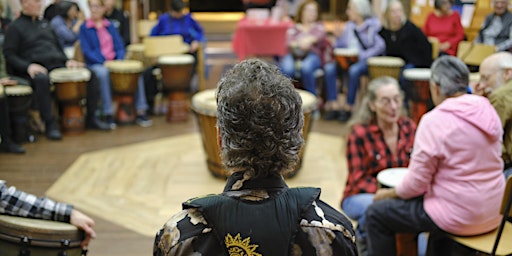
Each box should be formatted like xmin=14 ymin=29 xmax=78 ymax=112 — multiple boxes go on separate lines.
xmin=379 ymin=0 xmax=432 ymax=104
xmin=79 ymin=0 xmax=152 ymax=128
xmin=423 ymin=0 xmax=464 ymax=56
xmin=332 ymin=0 xmax=385 ymax=121
xmin=154 ymin=59 xmax=358 ymax=255
xmin=279 ymin=0 xmax=339 ymax=116
xmin=365 ymin=56 xmax=505 ymax=256
xmin=342 ymin=76 xmax=416 ymax=255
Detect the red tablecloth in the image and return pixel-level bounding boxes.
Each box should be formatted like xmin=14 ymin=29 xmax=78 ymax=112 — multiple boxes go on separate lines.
xmin=232 ymin=18 xmax=292 ymax=60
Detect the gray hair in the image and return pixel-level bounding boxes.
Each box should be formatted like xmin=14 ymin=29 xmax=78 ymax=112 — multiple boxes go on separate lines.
xmin=382 ymin=0 xmax=406 ymax=29
xmin=430 ymin=56 xmax=469 ymax=96
xmin=216 ymin=59 xmax=304 ymax=178
xmin=348 ymin=76 xmax=404 ymax=128
xmin=349 ymin=0 xmax=374 ymax=19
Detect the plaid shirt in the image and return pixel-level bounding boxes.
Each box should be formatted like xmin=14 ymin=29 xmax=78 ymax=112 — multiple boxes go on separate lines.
xmin=343 ymin=117 xmax=416 ymax=200
xmin=0 ymin=180 xmax=72 ymax=222
xmin=154 ymin=172 xmax=358 ymax=256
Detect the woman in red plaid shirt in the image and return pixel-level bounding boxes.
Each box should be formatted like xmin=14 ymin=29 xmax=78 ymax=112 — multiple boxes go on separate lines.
xmin=341 ymin=76 xmax=416 ymax=255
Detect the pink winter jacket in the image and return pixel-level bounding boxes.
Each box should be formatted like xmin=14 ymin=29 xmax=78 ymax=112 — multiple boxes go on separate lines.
xmin=396 ymin=94 xmax=505 ymax=236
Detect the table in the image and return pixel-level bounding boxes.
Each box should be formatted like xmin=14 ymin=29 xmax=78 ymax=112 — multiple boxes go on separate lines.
xmin=232 ymin=18 xmax=292 ymax=60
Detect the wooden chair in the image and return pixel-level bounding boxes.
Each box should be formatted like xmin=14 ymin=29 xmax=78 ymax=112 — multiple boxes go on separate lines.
xmin=449 ymin=176 xmax=512 ymax=256
xmin=428 ymin=37 xmax=439 ymax=60
xmin=136 ymin=19 xmax=157 ymax=41
xmin=456 ymin=41 xmax=495 ymax=67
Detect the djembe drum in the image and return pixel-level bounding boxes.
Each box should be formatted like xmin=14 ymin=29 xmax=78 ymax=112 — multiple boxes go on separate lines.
xmin=376 ymin=167 xmax=418 ymax=256
xmin=4 ymin=84 xmax=35 ymax=143
xmin=158 ymin=54 xmax=195 ymax=122
xmin=126 ymin=43 xmax=146 ymax=66
xmin=105 ymin=60 xmax=144 ymax=124
xmin=0 ymin=215 xmax=86 ymax=256
xmin=191 ymin=89 xmax=317 ymax=179
xmin=403 ymin=68 xmax=433 ymax=124
xmin=334 ymin=48 xmax=359 ymax=70
xmin=367 ymin=56 xmax=405 ymax=80
xmin=50 ymin=68 xmax=91 ymax=134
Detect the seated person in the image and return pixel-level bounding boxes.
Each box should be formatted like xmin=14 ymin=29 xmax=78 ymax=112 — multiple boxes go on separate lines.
xmin=422 ymin=0 xmax=464 ymax=56
xmin=474 ymin=0 xmax=512 ymax=52
xmin=3 ymin=0 xmax=110 ymax=140
xmin=342 ymin=76 xmax=416 ymax=255
xmin=79 ymin=0 xmax=152 ymax=128
xmin=379 ymin=0 xmax=433 ymax=107
xmin=43 ymin=0 xmax=60 ymax=21
xmin=333 ymin=0 xmax=385 ymax=122
xmin=280 ymin=0 xmax=339 ymax=117
xmin=365 ymin=56 xmax=506 ymax=256
xmin=104 ymin=0 xmax=130 ymax=46
xmin=50 ymin=1 xmax=83 ymax=57
xmin=1 ymin=180 xmax=96 ymax=247
xmin=475 ymin=52 xmax=512 ymax=178
xmin=153 ymin=58 xmax=358 ymax=256
xmin=144 ymin=0 xmax=205 ymax=113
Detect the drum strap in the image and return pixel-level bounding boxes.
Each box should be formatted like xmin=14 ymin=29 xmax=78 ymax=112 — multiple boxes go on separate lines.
xmin=354 ymin=30 xmax=368 ymax=50
xmin=184 ymin=187 xmax=320 ymax=255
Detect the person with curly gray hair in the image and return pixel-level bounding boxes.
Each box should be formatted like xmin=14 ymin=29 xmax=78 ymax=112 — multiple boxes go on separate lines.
xmin=153 ymin=58 xmax=358 ymax=256
xmin=365 ymin=56 xmax=505 ymax=255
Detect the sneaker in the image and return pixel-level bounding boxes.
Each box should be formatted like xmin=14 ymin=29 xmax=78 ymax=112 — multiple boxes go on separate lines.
xmin=0 ymin=141 xmax=26 ymax=154
xmin=136 ymin=115 xmax=153 ymax=127
xmin=45 ymin=122 xmax=62 ymax=140
xmin=323 ymin=110 xmax=341 ymax=121
xmin=338 ymin=110 xmax=352 ymax=123
xmin=104 ymin=115 xmax=117 ymax=130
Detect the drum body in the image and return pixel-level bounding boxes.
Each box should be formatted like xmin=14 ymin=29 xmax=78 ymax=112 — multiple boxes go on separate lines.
xmin=403 ymin=68 xmax=432 ymax=124
xmin=105 ymin=60 xmax=143 ymax=124
xmin=334 ymin=48 xmax=359 ymax=70
xmin=191 ymin=89 xmax=317 ymax=179
xmin=367 ymin=56 xmax=405 ymax=80
xmin=4 ymin=85 xmax=35 ymax=143
xmin=158 ymin=54 xmax=195 ymax=122
xmin=50 ymin=68 xmax=91 ymax=134
xmin=0 ymin=215 xmax=85 ymax=256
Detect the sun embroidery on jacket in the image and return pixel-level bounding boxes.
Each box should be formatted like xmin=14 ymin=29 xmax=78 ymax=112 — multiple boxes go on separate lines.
xmin=224 ymin=233 xmax=262 ymax=256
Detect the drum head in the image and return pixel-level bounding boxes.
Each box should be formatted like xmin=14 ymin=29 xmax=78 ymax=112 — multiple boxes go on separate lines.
xmin=334 ymin=48 xmax=359 ymax=56
xmin=367 ymin=57 xmax=405 ymax=67
xmin=127 ymin=43 xmax=145 ymax=52
xmin=158 ymin=54 xmax=195 ymax=65
xmin=191 ymin=89 xmax=217 ymax=116
xmin=105 ymin=60 xmax=144 ymax=73
xmin=50 ymin=68 xmax=91 ymax=83
xmin=297 ymin=89 xmax=317 ymax=113
xmin=4 ymin=85 xmax=33 ymax=96
xmin=403 ymin=68 xmax=431 ymax=81
xmin=376 ymin=167 xmax=408 ymax=188
xmin=0 ymin=215 xmax=84 ymax=245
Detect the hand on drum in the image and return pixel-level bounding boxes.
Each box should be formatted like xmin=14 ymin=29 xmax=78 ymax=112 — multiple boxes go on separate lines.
xmin=0 ymin=77 xmax=18 ymax=86
xmin=70 ymin=209 xmax=97 ymax=247
xmin=373 ymin=188 xmax=399 ymax=202
xmin=189 ymin=40 xmax=200 ymax=53
xmin=66 ymin=60 xmax=85 ymax=69
xmin=27 ymin=63 xmax=48 ymax=78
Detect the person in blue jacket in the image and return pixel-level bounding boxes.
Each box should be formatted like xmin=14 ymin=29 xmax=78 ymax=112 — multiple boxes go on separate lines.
xmin=79 ymin=0 xmax=152 ymax=128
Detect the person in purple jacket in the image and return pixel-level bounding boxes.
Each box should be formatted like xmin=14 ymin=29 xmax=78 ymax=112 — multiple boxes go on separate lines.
xmin=365 ymin=56 xmax=506 ymax=256
xmin=79 ymin=0 xmax=152 ymax=128
xmin=331 ymin=0 xmax=385 ymax=122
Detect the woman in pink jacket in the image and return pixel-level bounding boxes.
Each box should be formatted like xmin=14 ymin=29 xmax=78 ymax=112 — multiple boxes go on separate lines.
xmin=365 ymin=56 xmax=506 ymax=255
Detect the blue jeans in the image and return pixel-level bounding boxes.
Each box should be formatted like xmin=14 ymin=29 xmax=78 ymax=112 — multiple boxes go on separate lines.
xmin=280 ymin=53 xmax=338 ymax=102
xmin=345 ymin=60 xmax=369 ymax=106
xmin=341 ymin=193 xmax=374 ymax=239
xmin=505 ymin=167 xmax=512 ymax=179
xmin=90 ymin=64 xmax=148 ymax=115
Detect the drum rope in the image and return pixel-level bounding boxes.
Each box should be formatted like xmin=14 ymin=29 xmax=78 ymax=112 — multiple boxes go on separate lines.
xmin=0 ymin=229 xmax=87 ymax=255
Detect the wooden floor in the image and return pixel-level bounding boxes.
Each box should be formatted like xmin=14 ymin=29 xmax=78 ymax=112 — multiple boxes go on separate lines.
xmin=0 ymin=41 xmax=351 ymax=255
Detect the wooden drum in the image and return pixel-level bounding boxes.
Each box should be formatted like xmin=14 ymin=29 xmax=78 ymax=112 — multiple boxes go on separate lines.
xmin=158 ymin=54 xmax=195 ymax=122
xmin=367 ymin=56 xmax=405 ymax=80
xmin=334 ymin=48 xmax=359 ymax=70
xmin=191 ymin=89 xmax=317 ymax=179
xmin=4 ymin=85 xmax=35 ymax=142
xmin=50 ymin=68 xmax=90 ymax=134
xmin=105 ymin=60 xmax=144 ymax=124
xmin=403 ymin=68 xmax=433 ymax=124
xmin=0 ymin=215 xmax=85 ymax=256
xmin=126 ymin=43 xmax=146 ymax=66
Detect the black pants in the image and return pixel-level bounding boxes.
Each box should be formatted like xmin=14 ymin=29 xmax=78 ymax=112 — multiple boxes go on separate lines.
xmin=0 ymin=94 xmax=12 ymax=143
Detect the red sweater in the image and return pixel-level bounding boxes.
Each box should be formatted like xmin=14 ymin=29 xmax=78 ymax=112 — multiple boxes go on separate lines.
xmin=423 ymin=12 xmax=465 ymax=56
